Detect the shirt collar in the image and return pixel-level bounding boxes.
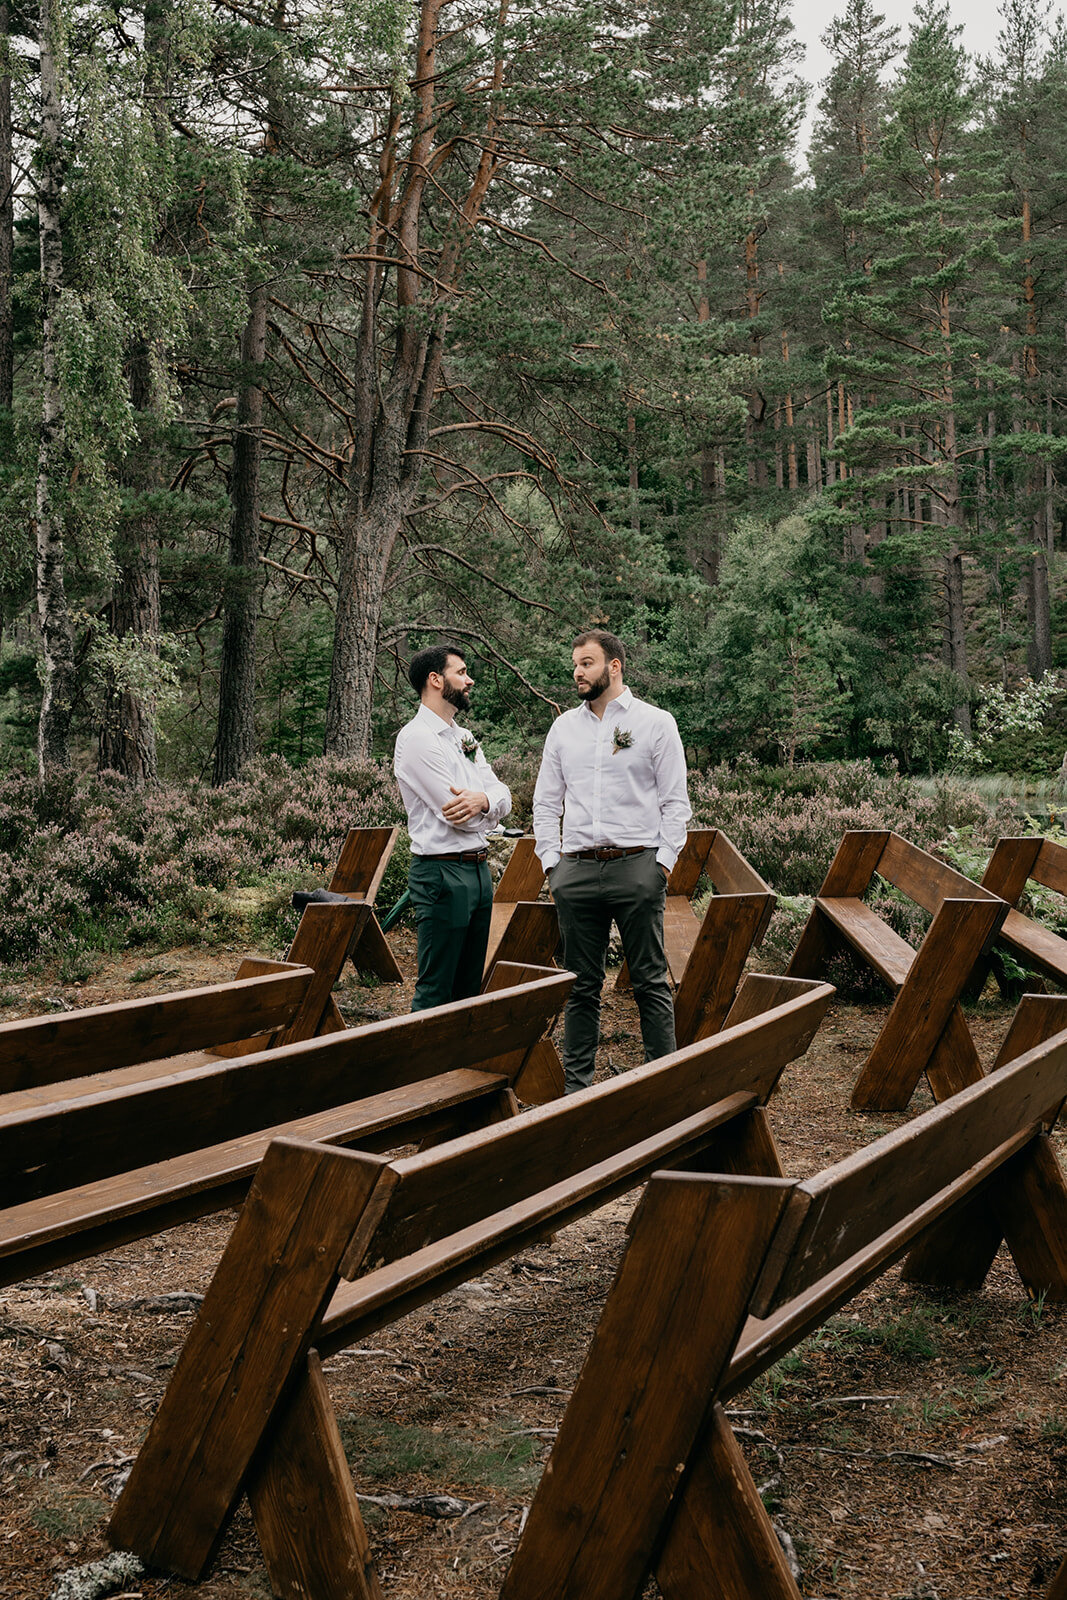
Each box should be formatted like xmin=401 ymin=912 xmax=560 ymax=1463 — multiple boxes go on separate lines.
xmin=580 ymin=685 xmax=633 ymax=720
xmin=415 ymin=703 xmax=458 ymax=736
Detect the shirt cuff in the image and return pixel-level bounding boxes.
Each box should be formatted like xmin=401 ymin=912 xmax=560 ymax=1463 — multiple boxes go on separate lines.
xmin=655 ymin=848 xmax=677 ymax=873
xmin=538 ymin=850 xmax=561 ymax=872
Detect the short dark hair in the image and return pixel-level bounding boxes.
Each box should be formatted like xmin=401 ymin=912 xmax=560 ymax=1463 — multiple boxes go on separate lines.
xmin=409 ymin=643 xmax=464 ymax=696
xmin=572 ymin=628 xmax=626 ymax=672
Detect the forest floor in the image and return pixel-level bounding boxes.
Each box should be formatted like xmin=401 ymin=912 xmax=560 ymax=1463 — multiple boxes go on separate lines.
xmin=0 ymin=929 xmax=1064 ymax=1600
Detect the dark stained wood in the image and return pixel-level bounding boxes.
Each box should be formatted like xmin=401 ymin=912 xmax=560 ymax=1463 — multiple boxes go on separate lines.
xmin=673 ymin=895 xmax=770 ymax=1044
xmin=992 ymin=1133 xmax=1067 ymax=1297
xmin=0 ymin=973 xmax=572 ymax=1207
xmin=617 ymin=830 xmax=771 ymax=1002
xmin=756 ymin=1026 xmax=1067 ymax=1315
xmin=276 ymin=901 xmax=374 ymax=1042
xmin=0 ymin=966 xmax=313 ymax=1095
xmin=666 ymin=828 xmax=716 ymax=898
xmin=784 ymin=903 xmax=846 ymax=980
xmin=0 ymin=1067 xmax=518 ymax=1289
xmin=249 ymin=1351 xmax=383 ymax=1600
xmin=356 ymin=984 xmax=830 ymax=1267
xmin=922 ymin=1004 xmax=986 ymax=1101
xmin=327 ymin=826 xmax=399 ymax=902
xmin=494 ymin=836 xmax=547 ymax=902
xmin=878 ymin=831 xmax=1002 ymax=914
xmin=347 ymin=912 xmax=405 ymax=983
xmin=706 ymin=829 xmax=773 ymax=904
xmin=817 ymin=829 xmax=889 ymax=896
xmin=108 ymin=1139 xmax=387 ymax=1578
xmin=980 ymin=836 xmax=1043 ymax=905
xmin=817 ymin=897 xmax=913 ymax=988
xmin=850 ymin=899 xmax=1001 ymax=1111
xmin=720 ymin=973 xmax=825 ymax=1029
xmin=483 ymin=901 xmax=559 ymax=982
xmin=656 ymin=1403 xmax=801 ymax=1600
xmin=498 ymin=1175 xmax=793 ymax=1600
xmin=1034 ymin=838 xmax=1067 ymax=897
xmin=1048 ymin=1555 xmax=1067 ymax=1600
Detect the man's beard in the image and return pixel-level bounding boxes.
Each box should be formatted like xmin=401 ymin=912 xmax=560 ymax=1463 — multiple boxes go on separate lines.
xmin=443 ymin=682 xmax=471 ymax=715
xmin=576 ymin=668 xmax=610 ymax=701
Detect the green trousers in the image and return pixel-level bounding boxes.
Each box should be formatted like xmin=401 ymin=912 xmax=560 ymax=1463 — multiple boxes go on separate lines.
xmin=407 ymin=856 xmax=493 ymax=1012
xmin=548 ymin=848 xmax=674 ymax=1092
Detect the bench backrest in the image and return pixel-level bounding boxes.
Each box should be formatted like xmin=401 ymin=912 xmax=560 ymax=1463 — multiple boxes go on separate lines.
xmin=0 ymin=964 xmax=314 ymax=1094
xmin=822 ymin=829 xmax=1002 ymax=912
xmin=0 ymin=969 xmax=571 ymax=1208
xmin=354 ymin=974 xmax=830 ymax=1272
xmin=752 ymin=1023 xmax=1067 ymax=1316
xmin=325 ymin=825 xmax=399 ymax=901
xmin=503 ymin=1011 xmax=1067 ymax=1600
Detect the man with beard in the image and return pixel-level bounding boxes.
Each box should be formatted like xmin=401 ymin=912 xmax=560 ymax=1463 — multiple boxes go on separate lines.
xmin=533 ymin=628 xmax=690 ymax=1091
xmin=394 ymin=644 xmax=511 ymax=1011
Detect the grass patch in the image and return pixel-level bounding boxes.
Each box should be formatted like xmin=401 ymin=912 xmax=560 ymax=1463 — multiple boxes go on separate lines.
xmin=339 ymin=1413 xmax=539 ymax=1495
xmin=31 ymin=1491 xmax=108 ymax=1540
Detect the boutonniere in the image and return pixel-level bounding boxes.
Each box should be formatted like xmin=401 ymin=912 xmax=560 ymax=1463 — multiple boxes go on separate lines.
xmin=612 ymin=727 xmax=633 ymax=754
xmin=461 ymin=734 xmax=480 ymax=762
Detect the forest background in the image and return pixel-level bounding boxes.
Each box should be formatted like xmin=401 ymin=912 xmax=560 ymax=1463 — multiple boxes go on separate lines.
xmin=1 ymin=0 xmax=1067 ymax=972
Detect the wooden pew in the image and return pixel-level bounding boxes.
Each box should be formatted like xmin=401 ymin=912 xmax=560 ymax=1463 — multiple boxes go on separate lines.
xmin=972 ymin=834 xmax=1067 ymax=993
xmin=292 ymin=826 xmax=404 ymax=986
xmin=615 ymin=830 xmax=775 ymax=1045
xmin=0 ymin=963 xmax=314 ymax=1111
xmin=0 ymin=966 xmax=570 ymax=1289
xmin=502 ymin=1006 xmax=1067 ymax=1600
xmin=786 ymin=829 xmax=1008 ymax=1110
xmin=106 ymin=973 xmax=834 ymax=1595
xmin=483 ymin=837 xmax=554 ymax=976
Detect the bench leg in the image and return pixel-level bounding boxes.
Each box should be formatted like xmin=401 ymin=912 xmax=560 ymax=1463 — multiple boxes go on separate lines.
xmin=903 ymin=995 xmax=1067 ymax=1295
xmin=851 ymin=900 xmax=1000 ymax=1111
xmin=656 ymin=1404 xmax=801 ymax=1600
xmin=673 ymin=894 xmax=768 ymax=1046
xmin=500 ymin=1173 xmax=794 ymax=1600
xmin=249 ymin=1350 xmax=384 ymax=1600
xmin=108 ymin=1138 xmax=386 ymax=1579
xmin=1048 ymin=1554 xmax=1067 ymax=1600
xmin=784 ymin=903 xmax=846 ymax=981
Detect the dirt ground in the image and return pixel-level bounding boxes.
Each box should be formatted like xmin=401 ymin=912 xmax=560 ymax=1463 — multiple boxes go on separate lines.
xmin=1 ymin=932 xmax=1064 ymax=1600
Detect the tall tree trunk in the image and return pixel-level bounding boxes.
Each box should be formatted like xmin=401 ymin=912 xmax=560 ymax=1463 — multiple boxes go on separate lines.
xmin=214 ymin=280 xmax=268 ymax=784
xmin=0 ymin=0 xmax=13 ymax=410
xmin=35 ymin=0 xmax=75 ymax=774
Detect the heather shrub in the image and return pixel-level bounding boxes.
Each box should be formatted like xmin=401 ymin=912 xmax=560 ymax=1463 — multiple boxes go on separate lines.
xmin=0 ymin=755 xmax=405 ymax=967
xmin=690 ymin=759 xmax=1007 ymax=897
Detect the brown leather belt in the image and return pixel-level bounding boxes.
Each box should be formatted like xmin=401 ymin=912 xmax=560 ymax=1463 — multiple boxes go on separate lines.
xmin=423 ymin=849 xmax=488 ymax=863
xmin=565 ymin=846 xmax=649 ymax=861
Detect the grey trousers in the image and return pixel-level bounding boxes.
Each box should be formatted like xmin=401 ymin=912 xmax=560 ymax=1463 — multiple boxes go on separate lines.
xmin=548 ymin=848 xmax=675 ymax=1092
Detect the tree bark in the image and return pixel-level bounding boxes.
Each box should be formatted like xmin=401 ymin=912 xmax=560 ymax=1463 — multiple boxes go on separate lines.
xmin=35 ymin=0 xmax=76 ymax=774
xmin=0 ymin=0 xmax=13 ymax=410
xmin=214 ymin=280 xmax=268 ymax=784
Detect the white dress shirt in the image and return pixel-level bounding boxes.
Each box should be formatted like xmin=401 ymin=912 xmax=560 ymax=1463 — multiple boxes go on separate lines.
xmin=394 ymin=704 xmax=511 ymax=856
xmin=533 ymin=687 xmax=691 ymax=872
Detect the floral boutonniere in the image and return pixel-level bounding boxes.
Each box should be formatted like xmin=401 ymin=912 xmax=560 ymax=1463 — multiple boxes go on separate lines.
xmin=611 ymin=727 xmax=633 ymax=755
xmin=461 ymin=734 xmax=480 ymax=762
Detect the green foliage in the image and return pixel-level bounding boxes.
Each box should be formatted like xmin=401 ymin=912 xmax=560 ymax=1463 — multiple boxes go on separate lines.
xmin=338 ymin=1413 xmax=539 ymax=1494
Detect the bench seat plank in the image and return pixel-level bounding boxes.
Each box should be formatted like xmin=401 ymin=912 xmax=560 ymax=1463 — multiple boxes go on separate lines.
xmin=0 ymin=973 xmax=572 ymax=1209
xmin=0 ymin=1067 xmax=511 ymax=1288
xmin=0 ymin=966 xmax=314 ymax=1096
xmin=816 ymin=897 xmax=914 ymax=988
xmin=316 ymin=1092 xmax=761 ymax=1353
xmin=998 ymin=905 xmax=1067 ymax=983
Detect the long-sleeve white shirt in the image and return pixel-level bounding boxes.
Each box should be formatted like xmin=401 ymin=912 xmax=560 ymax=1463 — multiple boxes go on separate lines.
xmin=394 ymin=704 xmax=511 ymax=855
xmin=532 ymin=687 xmax=691 ymax=873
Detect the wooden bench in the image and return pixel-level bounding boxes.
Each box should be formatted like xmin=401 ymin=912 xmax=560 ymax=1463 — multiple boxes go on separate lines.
xmin=0 ymin=964 xmax=570 ymax=1290
xmin=973 ymin=834 xmax=1067 ymax=994
xmin=292 ymin=826 xmax=404 ymax=985
xmin=501 ymin=998 xmax=1067 ymax=1600
xmin=106 ymin=972 xmax=835 ymax=1594
xmin=786 ymin=829 xmax=1008 ymax=1110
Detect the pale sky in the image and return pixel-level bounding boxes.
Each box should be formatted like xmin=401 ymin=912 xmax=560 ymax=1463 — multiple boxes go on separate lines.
xmin=791 ymin=0 xmax=1024 ymax=156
